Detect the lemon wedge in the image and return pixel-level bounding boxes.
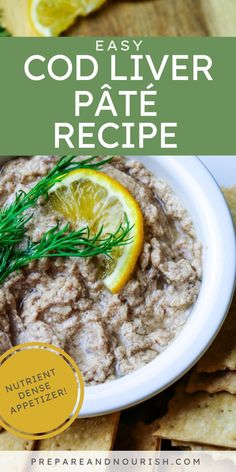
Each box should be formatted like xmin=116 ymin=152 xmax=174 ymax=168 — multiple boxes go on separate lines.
xmin=28 ymin=0 xmax=107 ymax=36
xmin=48 ymin=168 xmax=143 ymax=293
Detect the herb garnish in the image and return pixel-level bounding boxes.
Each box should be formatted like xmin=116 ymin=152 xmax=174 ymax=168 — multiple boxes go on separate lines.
xmin=0 ymin=155 xmax=112 ymax=248
xmin=0 ymin=156 xmax=133 ymax=284
xmin=0 ymin=217 xmax=133 ymax=284
xmin=0 ymin=26 xmax=10 ymax=37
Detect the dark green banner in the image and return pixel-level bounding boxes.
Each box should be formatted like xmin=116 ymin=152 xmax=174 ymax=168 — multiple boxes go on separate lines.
xmin=0 ymin=37 xmax=235 ymax=155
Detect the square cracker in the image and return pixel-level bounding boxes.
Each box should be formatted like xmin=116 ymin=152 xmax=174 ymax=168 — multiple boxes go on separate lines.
xmin=154 ymin=389 xmax=236 ymax=449
xmin=0 ymin=430 xmax=34 ymax=451
xmin=38 ymin=414 xmax=120 ymax=451
xmin=0 ymin=0 xmax=36 ymax=36
xmin=186 ymin=369 xmax=236 ymax=394
xmin=197 ymin=309 xmax=236 ymax=373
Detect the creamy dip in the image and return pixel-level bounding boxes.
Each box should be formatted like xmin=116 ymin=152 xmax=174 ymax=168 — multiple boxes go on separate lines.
xmin=0 ymin=157 xmax=201 ymax=385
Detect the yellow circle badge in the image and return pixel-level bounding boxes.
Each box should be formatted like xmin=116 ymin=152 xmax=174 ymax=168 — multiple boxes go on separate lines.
xmin=0 ymin=343 xmax=84 ymax=440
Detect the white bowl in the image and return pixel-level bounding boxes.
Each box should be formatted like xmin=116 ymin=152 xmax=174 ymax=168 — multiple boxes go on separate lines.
xmin=0 ymin=156 xmax=235 ymax=417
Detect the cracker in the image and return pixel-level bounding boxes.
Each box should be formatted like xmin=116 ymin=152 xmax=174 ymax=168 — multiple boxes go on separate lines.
xmin=222 ymin=185 xmax=236 ymax=226
xmin=154 ymin=389 xmax=236 ymax=449
xmin=38 ymin=414 xmax=120 ymax=451
xmin=186 ymin=369 xmax=236 ymax=394
xmin=115 ymin=420 xmax=161 ymax=451
xmin=0 ymin=430 xmax=34 ymax=451
xmin=132 ymin=421 xmax=161 ymax=451
xmin=0 ymin=0 xmax=36 ymax=36
xmin=171 ymin=440 xmax=229 ymax=451
xmin=197 ymin=310 xmax=236 ymax=373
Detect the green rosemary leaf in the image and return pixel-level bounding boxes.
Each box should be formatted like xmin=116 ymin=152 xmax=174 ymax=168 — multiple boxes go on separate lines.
xmin=0 ymin=26 xmax=10 ymax=37
xmin=0 ymin=246 xmax=13 ymax=274
xmin=22 ymin=155 xmax=112 ymax=202
xmin=0 ymin=12 xmax=10 ymax=36
xmin=0 ymin=217 xmax=133 ymax=284
xmin=0 ymin=155 xmax=113 ymax=248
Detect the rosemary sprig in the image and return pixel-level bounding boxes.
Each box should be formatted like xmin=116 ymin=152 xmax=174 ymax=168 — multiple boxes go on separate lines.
xmin=0 ymin=26 xmax=10 ymax=37
xmin=0 ymin=217 xmax=133 ymax=285
xmin=0 ymin=155 xmax=112 ymax=248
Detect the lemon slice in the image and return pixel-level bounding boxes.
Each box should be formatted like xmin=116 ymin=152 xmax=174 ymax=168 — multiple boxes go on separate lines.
xmin=48 ymin=168 xmax=143 ymax=293
xmin=28 ymin=0 xmax=107 ymax=37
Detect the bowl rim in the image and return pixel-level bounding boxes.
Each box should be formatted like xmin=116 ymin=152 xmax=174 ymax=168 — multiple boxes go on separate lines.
xmin=0 ymin=156 xmax=235 ymax=418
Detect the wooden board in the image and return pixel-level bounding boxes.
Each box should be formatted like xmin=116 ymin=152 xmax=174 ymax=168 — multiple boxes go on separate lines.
xmin=1 ymin=0 xmax=236 ymax=37
xmin=68 ymin=0 xmax=236 ymax=36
